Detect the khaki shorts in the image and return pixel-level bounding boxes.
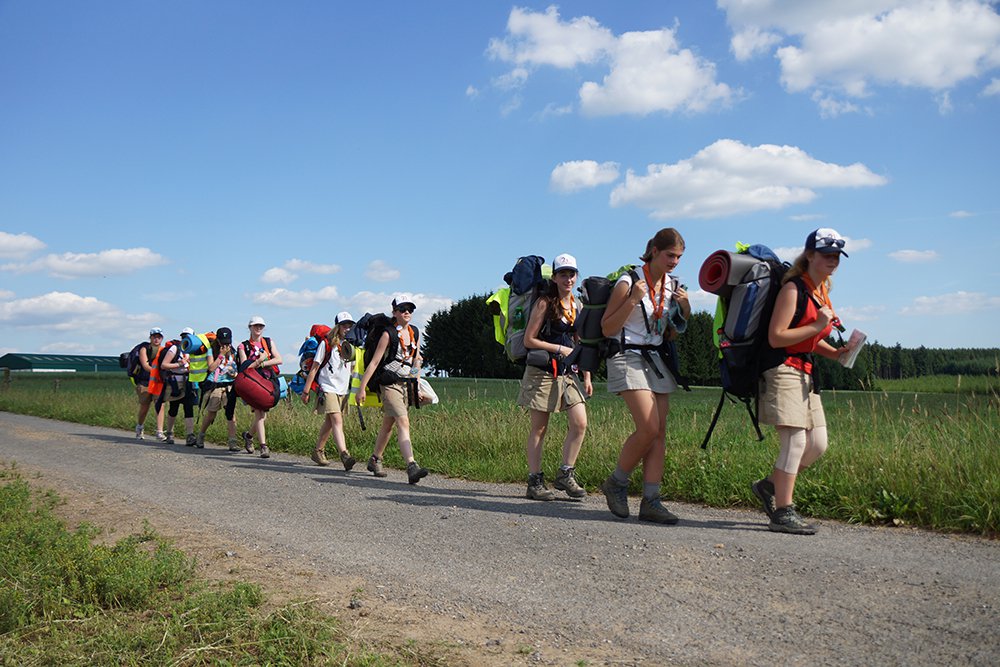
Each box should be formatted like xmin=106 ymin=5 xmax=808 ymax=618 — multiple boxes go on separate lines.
xmin=380 ymin=382 xmax=410 ymax=419
xmin=135 ymin=383 xmax=152 ymax=406
xmin=517 ymin=365 xmax=586 ymax=413
xmin=758 ymin=364 xmax=826 ymax=429
xmin=205 ymin=385 xmax=232 ymax=413
xmin=319 ymin=392 xmax=349 ymax=415
xmin=606 ymin=351 xmax=677 ymax=395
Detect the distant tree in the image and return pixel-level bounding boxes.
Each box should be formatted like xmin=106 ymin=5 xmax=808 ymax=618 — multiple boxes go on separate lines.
xmin=675 ymin=310 xmax=716 ymax=386
xmin=422 ymin=293 xmax=521 ymax=378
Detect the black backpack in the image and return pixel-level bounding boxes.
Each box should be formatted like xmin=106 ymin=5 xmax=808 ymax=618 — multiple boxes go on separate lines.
xmin=121 ymin=342 xmax=150 ymax=382
xmin=357 ymin=313 xmax=420 ymax=393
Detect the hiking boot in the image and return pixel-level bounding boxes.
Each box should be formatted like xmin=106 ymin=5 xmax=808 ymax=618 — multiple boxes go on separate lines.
xmin=407 ymin=461 xmax=429 ymax=485
xmin=638 ymin=496 xmax=679 ymax=525
xmin=367 ymin=455 xmax=387 ymax=477
xmin=769 ymin=505 xmax=817 ymax=535
xmin=156 ymin=431 xmax=166 ymax=441
xmin=311 ymin=449 xmax=330 ymax=466
xmin=259 ymin=445 xmax=270 ymax=459
xmin=242 ymin=431 xmax=254 ymax=454
xmin=227 ymin=437 xmax=241 ymax=452
xmin=600 ymin=477 xmax=630 ymax=518
xmin=165 ymin=435 xmax=175 ymax=445
xmin=185 ymin=433 xmax=197 ymax=447
xmin=195 ymin=433 xmax=205 ymax=448
xmin=526 ymin=473 xmax=555 ymax=501
xmin=553 ymin=467 xmax=586 ymax=499
xmin=340 ymin=451 xmax=357 ymax=472
xmin=751 ymin=478 xmax=777 ymax=519
xmin=135 ymin=425 xmax=144 ymax=440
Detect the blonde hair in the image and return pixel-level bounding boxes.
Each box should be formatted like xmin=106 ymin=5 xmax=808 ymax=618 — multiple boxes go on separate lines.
xmin=640 ymin=228 xmax=685 ymax=262
xmin=783 ymin=251 xmax=833 ymax=290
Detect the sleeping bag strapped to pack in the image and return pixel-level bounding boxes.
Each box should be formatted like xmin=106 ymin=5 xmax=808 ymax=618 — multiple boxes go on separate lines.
xmin=485 ymin=255 xmax=550 ymax=364
xmin=234 ymin=361 xmax=282 ymax=411
xmin=698 ymin=244 xmax=807 ymax=448
xmin=289 ymin=324 xmax=332 ymax=395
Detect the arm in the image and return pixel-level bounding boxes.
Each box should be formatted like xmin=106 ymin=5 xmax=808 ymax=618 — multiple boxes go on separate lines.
xmin=815 ymin=338 xmax=850 ymax=361
xmin=675 ymin=284 xmax=691 ymax=320
xmin=208 ymin=344 xmax=229 ymax=372
xmin=237 ymin=343 xmax=247 ymax=366
xmin=601 ymin=279 xmax=645 ymax=338
xmin=768 ymin=282 xmax=833 ymax=349
xmin=356 ymin=332 xmax=390 ymax=404
xmin=139 ymin=346 xmax=152 ymax=373
xmin=254 ymin=340 xmax=282 ymax=370
xmin=524 ymin=298 xmax=572 ymax=358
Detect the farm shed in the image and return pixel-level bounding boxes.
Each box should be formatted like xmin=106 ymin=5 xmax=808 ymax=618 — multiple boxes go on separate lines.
xmin=0 ymin=353 xmax=121 ymax=373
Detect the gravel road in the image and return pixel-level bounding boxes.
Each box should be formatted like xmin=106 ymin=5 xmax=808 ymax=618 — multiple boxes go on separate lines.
xmin=1 ymin=411 xmax=998 ymax=666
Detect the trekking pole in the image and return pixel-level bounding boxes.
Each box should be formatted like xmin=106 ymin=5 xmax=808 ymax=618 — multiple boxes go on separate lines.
xmin=356 ymin=405 xmax=366 ymax=431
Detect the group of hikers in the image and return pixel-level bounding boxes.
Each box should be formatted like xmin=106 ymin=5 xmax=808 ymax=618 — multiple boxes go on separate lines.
xmin=130 ymin=226 xmax=853 ymax=536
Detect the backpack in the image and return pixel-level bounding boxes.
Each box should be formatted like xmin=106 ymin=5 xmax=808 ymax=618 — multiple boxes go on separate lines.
xmin=486 ymin=255 xmax=549 ymax=363
xmin=699 ymin=245 xmax=807 ymax=448
xmin=360 ymin=313 xmax=419 ymax=393
xmin=289 ymin=324 xmax=332 ymax=395
xmin=121 ymin=342 xmax=150 ymax=383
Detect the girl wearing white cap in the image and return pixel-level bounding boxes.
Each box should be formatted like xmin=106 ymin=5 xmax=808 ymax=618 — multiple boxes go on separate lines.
xmin=238 ymin=316 xmax=282 ymax=458
xmin=158 ymin=327 xmax=203 ymax=446
xmin=301 ymin=312 xmax=358 ymax=470
xmin=133 ymin=327 xmax=163 ymax=440
xmin=355 ymin=294 xmax=430 ymax=485
xmin=599 ymin=228 xmax=690 ymax=524
xmin=517 ymin=253 xmax=593 ymax=501
xmin=751 ymin=228 xmax=853 ymax=535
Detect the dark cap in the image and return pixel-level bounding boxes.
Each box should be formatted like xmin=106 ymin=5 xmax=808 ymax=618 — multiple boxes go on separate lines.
xmin=216 ymin=327 xmax=233 ymax=344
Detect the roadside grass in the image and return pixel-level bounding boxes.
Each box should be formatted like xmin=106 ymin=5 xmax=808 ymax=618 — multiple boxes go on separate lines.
xmin=1 ymin=374 xmax=998 ymax=535
xmin=873 ymin=374 xmax=999 ymax=394
xmin=0 ymin=465 xmax=447 ymax=666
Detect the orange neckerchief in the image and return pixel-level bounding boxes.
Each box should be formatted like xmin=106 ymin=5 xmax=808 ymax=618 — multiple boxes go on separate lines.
xmin=641 ymin=263 xmax=667 ymax=322
xmin=397 ymin=325 xmax=417 ymax=362
xmin=558 ymin=294 xmax=576 ymax=325
xmin=800 ymin=274 xmax=835 ymax=316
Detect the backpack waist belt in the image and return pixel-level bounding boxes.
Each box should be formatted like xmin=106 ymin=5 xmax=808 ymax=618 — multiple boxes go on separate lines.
xmin=622 ymin=343 xmax=669 ymax=379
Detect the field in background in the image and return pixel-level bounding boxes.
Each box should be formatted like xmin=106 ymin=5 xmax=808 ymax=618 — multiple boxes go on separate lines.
xmin=2 ymin=373 xmax=997 ymax=535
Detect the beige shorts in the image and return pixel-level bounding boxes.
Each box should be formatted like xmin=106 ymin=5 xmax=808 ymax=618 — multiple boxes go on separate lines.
xmin=135 ymin=383 xmax=152 ymax=405
xmin=319 ymin=392 xmax=349 ymax=415
xmin=205 ymin=385 xmax=231 ymax=413
xmin=380 ymin=382 xmax=410 ymax=419
xmin=606 ymin=351 xmax=677 ymax=395
xmin=758 ymin=364 xmax=826 ymax=429
xmin=517 ymin=365 xmax=586 ymax=413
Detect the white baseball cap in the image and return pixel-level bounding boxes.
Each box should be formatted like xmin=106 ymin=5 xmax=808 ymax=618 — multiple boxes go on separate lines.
xmin=180 ymin=327 xmax=195 ymax=336
xmin=392 ymin=294 xmax=416 ymax=311
xmin=149 ymin=327 xmax=163 ymax=336
xmin=806 ymin=228 xmax=849 ymax=257
xmin=334 ymin=311 xmax=355 ymax=325
xmin=552 ymin=253 xmax=578 ymax=274
xmin=248 ymin=315 xmax=266 ymax=327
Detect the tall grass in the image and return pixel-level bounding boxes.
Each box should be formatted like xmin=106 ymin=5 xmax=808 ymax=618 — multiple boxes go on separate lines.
xmin=2 ymin=373 xmax=998 ymax=535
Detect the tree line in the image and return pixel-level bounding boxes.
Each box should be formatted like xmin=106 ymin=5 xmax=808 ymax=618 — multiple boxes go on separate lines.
xmin=422 ymin=293 xmax=1000 ymax=389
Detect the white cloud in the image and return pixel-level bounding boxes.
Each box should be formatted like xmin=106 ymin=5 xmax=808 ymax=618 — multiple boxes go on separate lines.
xmin=983 ymin=78 xmax=1000 ymax=95
xmin=550 ymin=160 xmax=620 ymax=193
xmin=935 ymin=91 xmax=953 ymax=114
xmin=773 ymin=236 xmax=870 ymax=262
xmin=342 ymin=291 xmax=455 ymax=328
xmin=899 ymin=290 xmax=1000 ymax=315
xmin=730 ymin=26 xmax=782 ymax=61
xmin=536 ymin=102 xmax=574 ymax=119
xmin=251 ymin=286 xmax=340 ymax=308
xmin=0 ymin=291 xmax=158 ymax=333
xmin=0 ymin=289 xmax=13 ymax=299
xmin=284 ymin=259 xmax=341 ymax=275
xmin=609 ymin=139 xmax=887 ymax=220
xmin=365 ymin=260 xmax=401 ymax=283
xmin=838 ymin=304 xmax=886 ymax=322
xmin=1 ymin=247 xmax=167 ymax=279
xmin=466 ymin=84 xmax=480 ymax=98
xmin=41 ymin=341 xmax=96 ymax=353
xmin=720 ymin=0 xmax=1000 ymax=103
xmin=811 ymin=91 xmax=865 ymax=118
xmin=0 ymin=231 xmax=46 ymax=259
xmin=789 ymin=213 xmax=825 ymax=221
xmin=688 ymin=289 xmax=718 ymax=313
xmin=261 ymin=267 xmax=297 ymax=285
xmin=949 ymin=210 xmax=975 ymax=218
xmin=889 ymin=249 xmax=939 ymax=262
xmin=488 ymin=7 xmax=735 ymax=116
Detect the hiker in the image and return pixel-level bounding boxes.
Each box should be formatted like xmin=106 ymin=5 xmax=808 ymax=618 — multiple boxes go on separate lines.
xmin=751 ymin=228 xmax=853 ymax=535
xmin=196 ymin=327 xmax=240 ymax=450
xmin=301 ymin=312 xmax=358 ymax=470
xmin=517 ymin=253 xmax=592 ymax=501
xmin=158 ymin=327 xmax=203 ymax=446
xmin=598 ymin=228 xmax=691 ymax=524
xmin=355 ymin=295 xmax=429 ymax=485
xmin=238 ymin=315 xmax=282 ymax=459
xmin=133 ymin=327 xmax=163 ymax=440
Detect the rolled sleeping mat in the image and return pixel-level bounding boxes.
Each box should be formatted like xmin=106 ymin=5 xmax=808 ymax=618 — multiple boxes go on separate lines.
xmin=181 ymin=333 xmax=206 ymax=355
xmin=581 ymin=276 xmax=612 ymax=306
xmin=576 ymin=307 xmax=604 ymax=343
xmin=698 ymin=250 xmax=761 ymax=297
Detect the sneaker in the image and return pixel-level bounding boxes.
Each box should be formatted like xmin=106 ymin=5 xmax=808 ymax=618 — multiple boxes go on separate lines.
xmin=311 ymin=449 xmax=330 ymax=466
xmin=259 ymin=445 xmax=270 ymax=459
xmin=526 ymin=473 xmax=555 ymax=501
xmin=600 ymin=477 xmax=630 ymax=519
xmin=165 ymin=435 xmax=175 ymax=445
xmin=135 ymin=425 xmax=144 ymax=440
xmin=638 ymin=496 xmax=679 ymax=525
xmin=227 ymin=437 xmax=241 ymax=452
xmin=553 ymin=467 xmax=586 ymax=499
xmin=367 ymin=455 xmax=387 ymax=477
xmin=407 ymin=461 xmax=429 ymax=485
xmin=340 ymin=451 xmax=357 ymax=472
xmin=156 ymin=431 xmax=166 ymax=442
xmin=751 ymin=478 xmax=777 ymax=519
xmin=769 ymin=505 xmax=817 ymax=535
xmin=242 ymin=431 xmax=254 ymax=454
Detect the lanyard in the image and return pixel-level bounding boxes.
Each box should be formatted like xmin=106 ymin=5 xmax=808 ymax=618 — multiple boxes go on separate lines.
xmin=558 ymin=294 xmax=576 ymax=325
xmin=397 ymin=325 xmax=417 ymax=363
xmin=641 ymin=263 xmax=667 ymax=326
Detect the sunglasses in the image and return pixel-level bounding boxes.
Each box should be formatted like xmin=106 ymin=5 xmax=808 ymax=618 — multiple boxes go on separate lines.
xmin=815 ymin=236 xmax=846 ymax=249
xmin=395 ymin=306 xmax=414 ymax=314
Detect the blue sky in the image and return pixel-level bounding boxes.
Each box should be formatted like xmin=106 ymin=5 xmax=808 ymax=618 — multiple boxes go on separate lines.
xmin=2 ymin=1 xmax=999 ymax=364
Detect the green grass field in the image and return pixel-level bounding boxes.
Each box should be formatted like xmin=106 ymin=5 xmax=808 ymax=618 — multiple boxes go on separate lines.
xmin=1 ymin=373 xmax=998 ymax=535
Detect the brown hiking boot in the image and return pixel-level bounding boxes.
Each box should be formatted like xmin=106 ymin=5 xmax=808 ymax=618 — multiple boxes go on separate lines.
xmin=553 ymin=467 xmax=586 ymax=499
xmin=526 ymin=473 xmax=555 ymax=501
xmin=311 ymin=449 xmax=330 ymax=466
xmin=340 ymin=451 xmax=357 ymax=471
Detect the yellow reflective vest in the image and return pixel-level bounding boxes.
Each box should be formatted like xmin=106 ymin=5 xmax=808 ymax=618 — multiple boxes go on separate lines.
xmin=187 ymin=333 xmax=212 ymax=383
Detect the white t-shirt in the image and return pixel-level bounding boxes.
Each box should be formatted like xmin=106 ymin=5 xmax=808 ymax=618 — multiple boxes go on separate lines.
xmin=314 ymin=340 xmax=353 ymax=395
xmin=615 ymin=272 xmax=678 ymax=349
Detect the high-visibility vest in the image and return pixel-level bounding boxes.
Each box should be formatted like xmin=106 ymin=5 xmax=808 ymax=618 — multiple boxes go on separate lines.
xmin=187 ymin=333 xmax=212 ymax=383
xmin=351 ymin=347 xmax=382 ymax=407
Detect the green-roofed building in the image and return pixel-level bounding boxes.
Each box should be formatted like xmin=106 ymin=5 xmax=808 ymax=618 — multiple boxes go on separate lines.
xmin=0 ymin=353 xmax=121 ymax=373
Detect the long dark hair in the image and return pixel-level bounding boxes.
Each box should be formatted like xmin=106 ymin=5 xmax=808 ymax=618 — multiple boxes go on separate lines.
xmin=640 ymin=227 xmax=685 ymax=263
